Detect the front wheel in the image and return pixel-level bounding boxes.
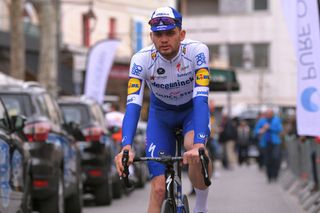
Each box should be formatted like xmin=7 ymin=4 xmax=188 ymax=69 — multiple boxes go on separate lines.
xmin=182 ymin=194 xmax=190 ymax=213
xmin=160 ymin=199 xmax=175 ymax=213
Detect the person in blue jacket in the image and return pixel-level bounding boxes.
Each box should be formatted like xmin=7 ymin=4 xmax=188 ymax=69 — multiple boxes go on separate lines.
xmin=255 ymin=108 xmax=283 ymax=182
xmin=254 ymin=111 xmax=267 ymax=169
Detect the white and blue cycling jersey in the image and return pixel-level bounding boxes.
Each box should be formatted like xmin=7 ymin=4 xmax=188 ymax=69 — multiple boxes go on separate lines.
xmin=122 ymin=39 xmax=210 ymax=177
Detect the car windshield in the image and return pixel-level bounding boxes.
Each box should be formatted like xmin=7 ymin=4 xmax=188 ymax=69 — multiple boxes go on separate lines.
xmin=60 ymin=105 xmax=90 ymax=126
xmin=0 ymin=94 xmax=33 ymax=117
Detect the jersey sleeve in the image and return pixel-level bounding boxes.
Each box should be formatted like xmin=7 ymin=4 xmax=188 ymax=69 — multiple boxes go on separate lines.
xmin=121 ymin=53 xmax=146 ymax=147
xmin=192 ymin=43 xmax=210 ymax=144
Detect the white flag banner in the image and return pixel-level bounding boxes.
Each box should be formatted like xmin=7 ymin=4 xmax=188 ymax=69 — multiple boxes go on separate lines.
xmin=84 ymin=39 xmax=120 ymax=103
xmin=282 ymin=0 xmax=320 ymax=136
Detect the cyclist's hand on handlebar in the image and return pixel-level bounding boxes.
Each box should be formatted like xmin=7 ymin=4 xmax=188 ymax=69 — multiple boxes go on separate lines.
xmin=183 ymin=143 xmax=205 ymax=165
xmin=114 ymin=145 xmax=135 ymax=177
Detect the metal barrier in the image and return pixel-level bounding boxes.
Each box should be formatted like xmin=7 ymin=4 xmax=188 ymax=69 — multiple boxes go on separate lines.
xmin=282 ymin=136 xmax=320 ymax=213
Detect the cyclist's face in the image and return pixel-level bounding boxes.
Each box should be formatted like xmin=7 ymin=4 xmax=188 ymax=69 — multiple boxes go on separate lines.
xmin=150 ymin=28 xmax=186 ymax=60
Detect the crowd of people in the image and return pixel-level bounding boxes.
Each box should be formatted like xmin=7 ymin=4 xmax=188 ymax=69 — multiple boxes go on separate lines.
xmin=206 ymin=106 xmax=295 ymax=184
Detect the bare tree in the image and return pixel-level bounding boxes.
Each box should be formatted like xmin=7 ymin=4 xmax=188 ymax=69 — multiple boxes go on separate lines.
xmin=10 ymin=0 xmax=25 ymax=80
xmin=32 ymin=0 xmax=58 ymax=96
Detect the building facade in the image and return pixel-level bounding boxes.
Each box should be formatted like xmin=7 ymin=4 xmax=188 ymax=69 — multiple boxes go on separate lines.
xmin=180 ymin=0 xmax=296 ymax=110
xmin=0 ymin=0 xmax=174 ymax=101
xmin=1 ymin=0 xmax=297 ymax=113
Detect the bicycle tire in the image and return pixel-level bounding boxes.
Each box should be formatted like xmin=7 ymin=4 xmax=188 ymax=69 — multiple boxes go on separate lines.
xmin=182 ymin=194 xmax=190 ymax=213
xmin=160 ymin=199 xmax=175 ymax=213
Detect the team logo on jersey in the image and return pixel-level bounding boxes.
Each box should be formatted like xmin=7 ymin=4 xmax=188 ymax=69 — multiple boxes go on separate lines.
xmin=195 ymin=52 xmax=206 ymax=66
xmin=157 ymin=68 xmax=165 ymax=75
xmin=182 ymin=47 xmax=186 ymax=55
xmin=176 ymin=63 xmax=181 ymax=72
xmin=128 ymin=78 xmax=141 ymax=95
xmin=195 ymin=68 xmax=210 ymax=87
xmin=176 ymin=64 xmax=190 ymax=74
xmin=131 ymin=63 xmax=142 ymax=76
xmin=197 ymin=132 xmax=207 ymax=140
xmin=127 ymin=96 xmax=136 ymax=103
xmin=122 ymin=136 xmax=127 ymax=143
xmin=151 ymin=52 xmax=157 ymax=60
xmin=151 ymin=77 xmax=194 ymax=89
xmin=196 ymin=90 xmax=209 ymax=96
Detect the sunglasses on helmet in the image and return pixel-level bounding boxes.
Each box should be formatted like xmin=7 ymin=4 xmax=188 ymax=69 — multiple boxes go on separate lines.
xmin=148 ymin=17 xmax=179 ymax=27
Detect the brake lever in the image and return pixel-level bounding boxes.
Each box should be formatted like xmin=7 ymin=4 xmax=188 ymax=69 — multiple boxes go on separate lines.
xmin=122 ymin=150 xmax=132 ymax=188
xmin=199 ymin=147 xmax=212 ymax=186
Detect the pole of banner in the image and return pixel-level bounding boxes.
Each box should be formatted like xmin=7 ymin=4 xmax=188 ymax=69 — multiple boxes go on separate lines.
xmin=318 ymin=0 xmax=320 ymax=21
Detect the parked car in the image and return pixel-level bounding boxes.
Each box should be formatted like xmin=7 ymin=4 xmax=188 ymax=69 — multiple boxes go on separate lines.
xmin=0 ymin=82 xmax=82 ymax=213
xmin=58 ymin=96 xmax=117 ymax=205
xmin=103 ymin=99 xmax=148 ymax=189
xmin=0 ymin=98 xmax=32 ymax=213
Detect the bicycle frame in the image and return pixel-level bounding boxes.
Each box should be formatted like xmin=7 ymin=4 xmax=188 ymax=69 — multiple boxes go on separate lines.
xmin=122 ymin=129 xmax=211 ymax=213
xmin=164 ymin=129 xmax=186 ymax=213
xmin=163 ymin=161 xmax=186 ymax=213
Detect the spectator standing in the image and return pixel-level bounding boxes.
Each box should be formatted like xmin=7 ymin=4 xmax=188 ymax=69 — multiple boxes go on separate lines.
xmin=219 ymin=115 xmax=237 ymax=169
xmin=254 ymin=110 xmax=267 ymax=169
xmin=256 ymin=108 xmax=283 ymax=182
xmin=105 ymin=103 xmax=124 ymax=143
xmin=236 ymin=119 xmax=250 ymax=165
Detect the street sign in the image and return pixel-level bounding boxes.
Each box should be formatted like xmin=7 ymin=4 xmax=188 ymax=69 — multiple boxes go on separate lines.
xmin=209 ymin=68 xmax=240 ymax=92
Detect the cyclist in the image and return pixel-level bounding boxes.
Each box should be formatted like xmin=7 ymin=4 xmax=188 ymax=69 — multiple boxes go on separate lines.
xmin=115 ymin=6 xmax=212 ymax=213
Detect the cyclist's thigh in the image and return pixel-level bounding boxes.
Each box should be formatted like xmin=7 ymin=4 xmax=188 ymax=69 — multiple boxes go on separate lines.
xmin=146 ymin=108 xmax=176 ymax=179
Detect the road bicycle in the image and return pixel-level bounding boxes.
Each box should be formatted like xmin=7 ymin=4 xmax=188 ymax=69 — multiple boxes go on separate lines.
xmin=122 ymin=129 xmax=211 ymax=213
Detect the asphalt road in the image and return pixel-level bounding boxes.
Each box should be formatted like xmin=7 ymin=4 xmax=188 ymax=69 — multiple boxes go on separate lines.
xmin=83 ymin=162 xmax=304 ymax=213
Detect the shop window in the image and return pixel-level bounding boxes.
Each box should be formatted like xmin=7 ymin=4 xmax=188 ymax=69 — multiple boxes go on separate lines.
xmin=254 ymin=0 xmax=268 ymax=10
xmin=184 ymin=0 xmax=219 ymax=15
xmin=253 ymin=43 xmax=269 ymax=68
xmin=229 ymin=44 xmax=243 ymax=68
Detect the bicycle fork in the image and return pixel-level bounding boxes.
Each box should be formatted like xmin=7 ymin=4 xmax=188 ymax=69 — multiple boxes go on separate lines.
xmin=164 ymin=164 xmax=185 ymax=213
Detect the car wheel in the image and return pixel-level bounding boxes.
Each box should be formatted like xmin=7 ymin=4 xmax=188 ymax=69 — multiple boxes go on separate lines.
xmin=20 ymin=170 xmax=33 ymax=213
xmin=38 ymin=171 xmax=65 ymax=213
xmin=112 ymin=176 xmax=123 ymax=199
xmin=65 ymin=168 xmax=83 ymax=213
xmin=94 ymin=175 xmax=112 ymax=206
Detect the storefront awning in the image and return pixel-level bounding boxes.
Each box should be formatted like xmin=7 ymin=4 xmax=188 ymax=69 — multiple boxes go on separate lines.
xmin=209 ymin=68 xmax=240 ymax=92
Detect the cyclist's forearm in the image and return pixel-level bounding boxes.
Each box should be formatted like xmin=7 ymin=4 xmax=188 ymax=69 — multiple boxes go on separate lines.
xmin=193 ymin=96 xmax=210 ymax=144
xmin=122 ymin=103 xmax=141 ymax=147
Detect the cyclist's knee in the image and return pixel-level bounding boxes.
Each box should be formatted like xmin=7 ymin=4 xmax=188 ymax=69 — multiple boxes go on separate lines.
xmin=153 ymin=185 xmax=166 ymax=200
xmin=151 ymin=176 xmax=166 ymax=200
